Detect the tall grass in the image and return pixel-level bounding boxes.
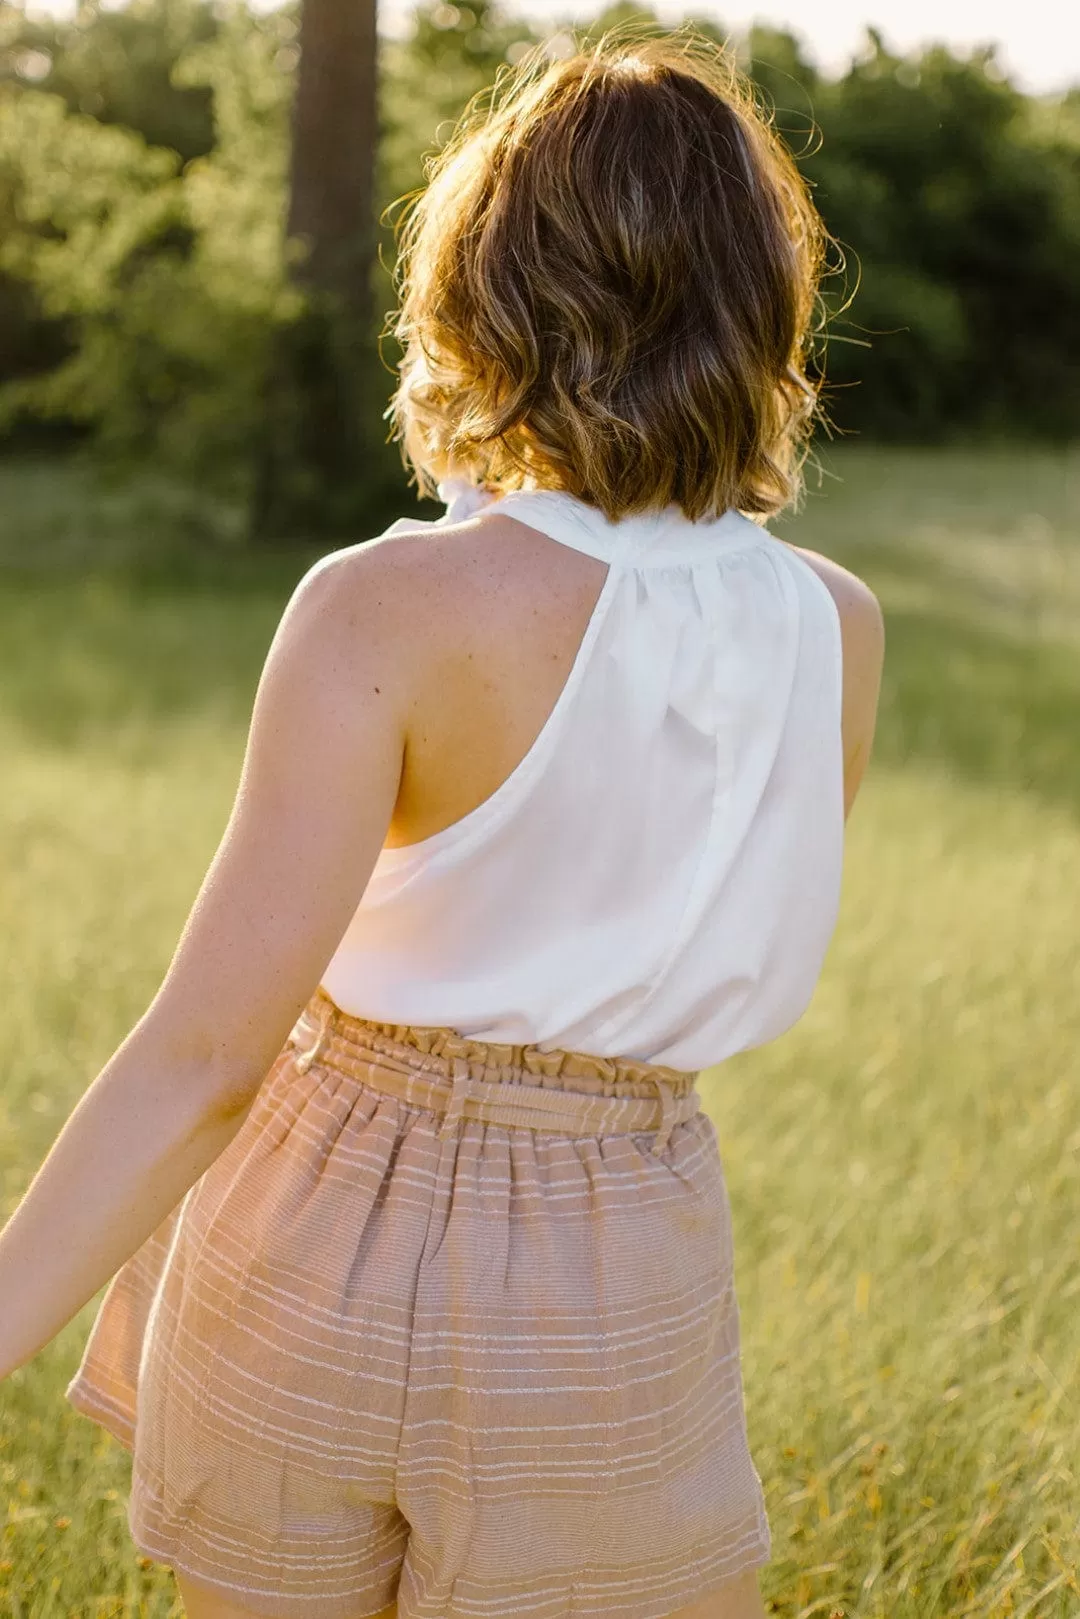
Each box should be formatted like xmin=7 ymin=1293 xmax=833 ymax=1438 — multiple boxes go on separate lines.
xmin=1 ymin=445 xmax=1078 ymax=1616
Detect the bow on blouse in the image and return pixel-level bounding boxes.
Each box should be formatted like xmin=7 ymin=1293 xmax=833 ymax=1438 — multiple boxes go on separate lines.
xmin=436 ymin=476 xmax=503 ymax=525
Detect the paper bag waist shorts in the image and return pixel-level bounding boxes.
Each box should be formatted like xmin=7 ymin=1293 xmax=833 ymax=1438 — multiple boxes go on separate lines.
xmin=66 ymin=986 xmax=771 ymax=1619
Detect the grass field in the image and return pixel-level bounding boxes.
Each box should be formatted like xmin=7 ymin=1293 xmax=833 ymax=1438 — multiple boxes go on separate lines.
xmin=1 ymin=445 xmax=1078 ymax=1617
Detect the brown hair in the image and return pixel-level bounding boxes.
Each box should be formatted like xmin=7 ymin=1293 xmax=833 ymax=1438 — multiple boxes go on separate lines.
xmin=384 ymin=22 xmax=833 ymax=523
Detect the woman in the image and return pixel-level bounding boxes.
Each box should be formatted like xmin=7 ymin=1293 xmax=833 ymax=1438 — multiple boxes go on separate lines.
xmin=0 ymin=24 xmax=884 ymax=1619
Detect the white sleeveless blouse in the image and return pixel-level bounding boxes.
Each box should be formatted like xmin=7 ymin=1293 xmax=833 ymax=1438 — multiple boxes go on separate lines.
xmin=318 ymin=478 xmax=845 ymax=1071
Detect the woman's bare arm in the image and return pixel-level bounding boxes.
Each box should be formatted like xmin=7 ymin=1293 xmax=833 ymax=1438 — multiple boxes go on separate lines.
xmin=0 ymin=542 xmax=415 ymax=1379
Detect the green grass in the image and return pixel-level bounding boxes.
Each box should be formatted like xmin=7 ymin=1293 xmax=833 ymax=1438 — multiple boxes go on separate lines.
xmin=1 ymin=445 xmax=1079 ymax=1617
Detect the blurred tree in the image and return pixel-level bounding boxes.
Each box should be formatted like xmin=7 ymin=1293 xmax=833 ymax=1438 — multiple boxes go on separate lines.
xmin=0 ymin=0 xmax=218 ymax=161
xmin=0 ymin=7 xmax=300 ymax=475
xmin=248 ymin=0 xmax=380 ymax=540
xmin=1 ymin=0 xmax=1078 ymax=516
xmin=378 ymin=0 xmax=538 ymax=212
xmin=795 ymin=28 xmax=1080 ymax=438
xmin=0 ymin=89 xmax=185 ymax=442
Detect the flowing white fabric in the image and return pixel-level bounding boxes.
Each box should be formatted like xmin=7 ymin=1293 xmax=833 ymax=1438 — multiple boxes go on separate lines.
xmin=318 ymin=477 xmax=844 ymax=1069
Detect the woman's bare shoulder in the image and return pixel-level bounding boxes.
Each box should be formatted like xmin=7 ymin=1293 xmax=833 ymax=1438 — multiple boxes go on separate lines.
xmin=311 ymin=516 xmax=492 ymax=633
xmin=780 ymin=540 xmax=883 ymax=628
xmin=309 ymin=511 xmax=552 ymax=707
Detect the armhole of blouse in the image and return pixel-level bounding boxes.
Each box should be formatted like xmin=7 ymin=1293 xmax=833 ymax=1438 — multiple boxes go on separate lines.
xmin=373 ymin=555 xmax=626 ymax=872
xmin=762 ymin=534 xmax=845 ymax=730
xmin=762 ymin=536 xmax=847 ymax=869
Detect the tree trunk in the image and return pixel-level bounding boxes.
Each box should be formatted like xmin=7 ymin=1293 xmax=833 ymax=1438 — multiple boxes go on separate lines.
xmin=287 ymin=0 xmax=378 ymax=317
xmin=250 ymin=0 xmax=380 ymax=543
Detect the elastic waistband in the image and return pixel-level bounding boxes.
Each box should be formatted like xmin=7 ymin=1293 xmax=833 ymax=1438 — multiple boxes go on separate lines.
xmin=286 ymin=987 xmax=701 ymax=1152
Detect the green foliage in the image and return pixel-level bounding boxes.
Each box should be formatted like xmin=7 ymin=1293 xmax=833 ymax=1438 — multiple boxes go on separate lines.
xmin=0 ymin=87 xmax=184 ymax=436
xmin=791 ymin=32 xmax=1080 ymax=438
xmin=0 ymin=3 xmax=301 ymax=482
xmin=0 ymin=0 xmax=1078 ymax=527
xmin=378 ymin=0 xmax=533 ymax=210
xmin=0 ymin=0 xmax=218 ymax=161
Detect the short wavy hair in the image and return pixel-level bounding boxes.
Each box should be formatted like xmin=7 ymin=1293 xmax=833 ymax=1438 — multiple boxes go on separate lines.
xmin=384 ymin=23 xmax=834 ymax=523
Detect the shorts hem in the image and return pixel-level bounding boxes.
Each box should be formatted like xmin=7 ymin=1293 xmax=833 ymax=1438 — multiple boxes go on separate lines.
xmin=396 ymin=1525 xmax=772 ymax=1619
xmin=127 ymin=1480 xmax=405 ymax=1619
xmin=130 ymin=1535 xmax=399 ymax=1619
xmin=65 ymin=1374 xmax=136 ymax=1455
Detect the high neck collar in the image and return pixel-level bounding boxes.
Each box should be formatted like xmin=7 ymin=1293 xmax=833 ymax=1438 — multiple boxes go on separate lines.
xmin=435 ymin=476 xmax=761 ymax=565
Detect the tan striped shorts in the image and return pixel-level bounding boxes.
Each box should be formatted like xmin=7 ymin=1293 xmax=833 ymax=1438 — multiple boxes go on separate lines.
xmin=66 ymin=986 xmax=771 ymax=1619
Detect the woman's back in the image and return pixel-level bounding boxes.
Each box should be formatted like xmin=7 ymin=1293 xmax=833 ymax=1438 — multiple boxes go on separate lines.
xmin=318 ymin=479 xmax=852 ymax=1069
